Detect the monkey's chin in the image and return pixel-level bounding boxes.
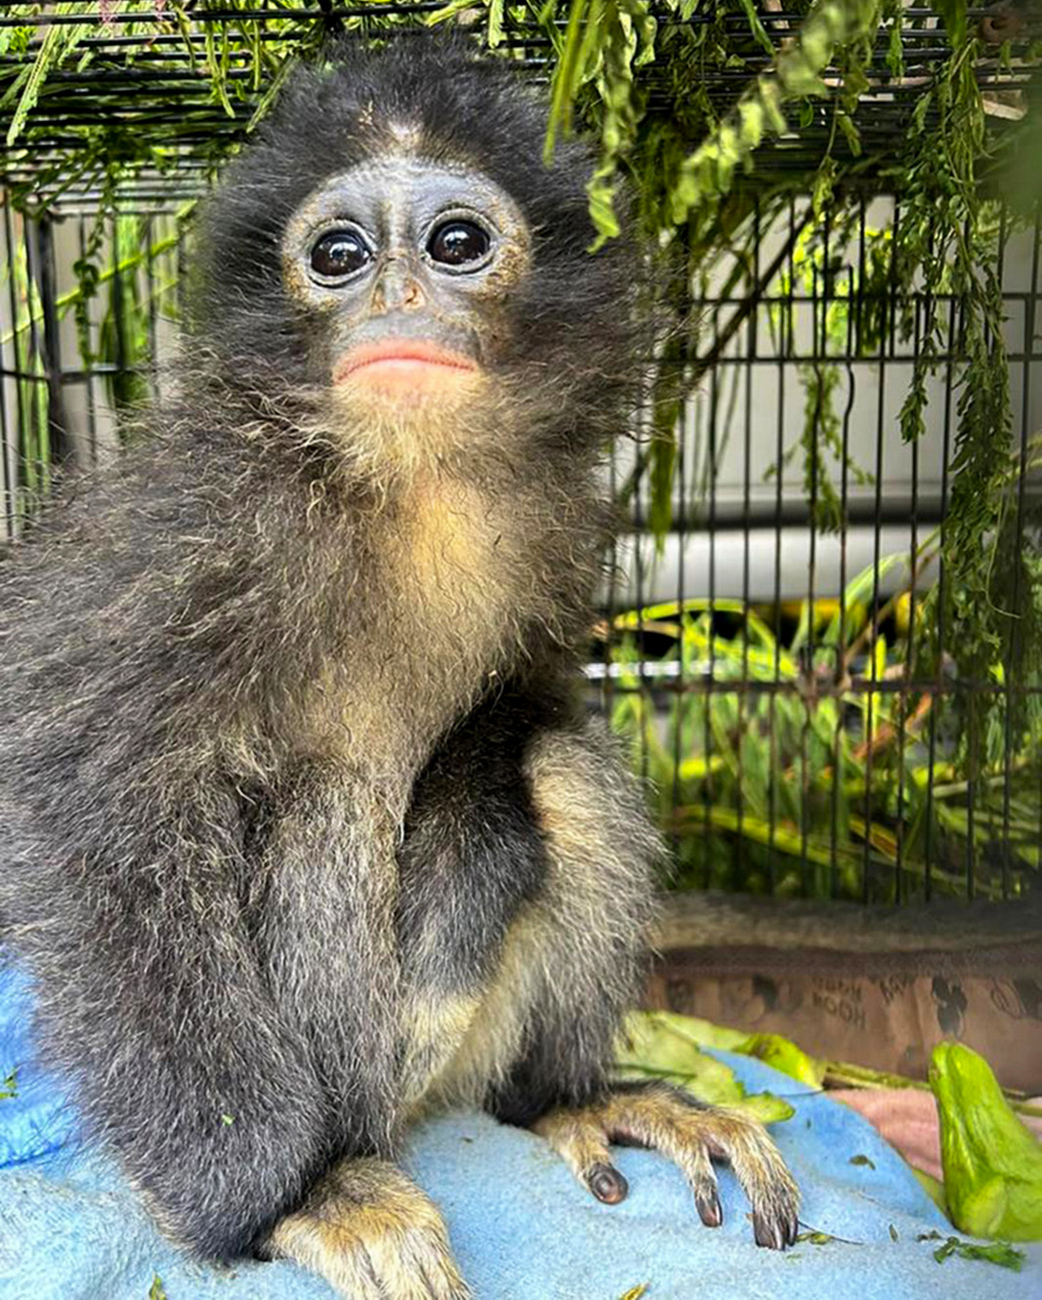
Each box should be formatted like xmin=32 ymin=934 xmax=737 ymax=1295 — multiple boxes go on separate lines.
xmin=329 ymin=372 xmax=497 ymax=479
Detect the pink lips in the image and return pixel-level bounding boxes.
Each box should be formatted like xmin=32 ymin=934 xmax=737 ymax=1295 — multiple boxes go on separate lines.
xmin=333 ymin=340 xmax=477 ymax=387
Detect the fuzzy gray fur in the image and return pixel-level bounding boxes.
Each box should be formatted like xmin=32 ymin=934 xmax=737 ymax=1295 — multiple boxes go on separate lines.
xmin=0 ymin=39 xmax=660 ymax=1265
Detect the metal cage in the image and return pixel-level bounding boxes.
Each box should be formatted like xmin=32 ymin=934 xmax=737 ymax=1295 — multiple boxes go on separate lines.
xmin=1 ymin=4 xmax=1039 ymax=907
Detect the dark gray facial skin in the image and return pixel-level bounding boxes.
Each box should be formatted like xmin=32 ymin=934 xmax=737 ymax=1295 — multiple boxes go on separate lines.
xmin=281 ymin=153 xmax=532 ymax=393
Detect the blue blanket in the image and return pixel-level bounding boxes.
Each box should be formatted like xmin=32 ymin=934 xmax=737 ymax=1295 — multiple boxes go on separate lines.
xmin=1 ymin=963 xmax=1039 ymax=1300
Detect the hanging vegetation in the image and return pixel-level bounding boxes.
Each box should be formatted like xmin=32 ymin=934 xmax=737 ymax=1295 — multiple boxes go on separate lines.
xmin=0 ymin=1 xmax=1038 ymax=898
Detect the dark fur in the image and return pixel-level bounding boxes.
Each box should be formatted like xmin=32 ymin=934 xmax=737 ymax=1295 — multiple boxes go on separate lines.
xmin=0 ymin=38 xmax=658 ymax=1267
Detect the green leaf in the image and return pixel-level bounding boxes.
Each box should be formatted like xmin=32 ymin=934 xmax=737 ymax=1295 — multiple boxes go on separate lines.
xmin=487 ymin=0 xmax=506 ymax=46
xmin=648 ymin=430 xmax=676 ymax=540
xmin=930 ymin=1043 xmax=1042 ymax=1241
xmin=5 ymin=4 xmax=95 ymax=146
xmin=616 ymin=1012 xmax=795 ymax=1123
xmin=932 ymin=0 xmax=968 ymax=47
xmin=737 ymin=0 xmax=777 ymax=58
xmin=544 ymin=0 xmax=596 ymax=162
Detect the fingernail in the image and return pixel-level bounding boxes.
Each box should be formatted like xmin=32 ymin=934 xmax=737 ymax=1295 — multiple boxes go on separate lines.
xmin=695 ymin=1189 xmax=722 ymax=1227
xmin=588 ymin=1162 xmax=628 ymax=1204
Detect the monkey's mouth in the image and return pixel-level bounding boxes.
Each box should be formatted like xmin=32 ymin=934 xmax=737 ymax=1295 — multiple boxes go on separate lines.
xmin=333 ymin=340 xmax=479 ymax=397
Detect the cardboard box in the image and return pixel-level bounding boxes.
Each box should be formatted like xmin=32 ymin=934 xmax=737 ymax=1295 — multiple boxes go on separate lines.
xmin=647 ymin=892 xmax=1042 ymax=1093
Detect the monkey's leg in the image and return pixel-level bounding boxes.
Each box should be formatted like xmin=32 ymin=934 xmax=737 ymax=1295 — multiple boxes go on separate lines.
xmin=268 ymin=1158 xmax=469 ymax=1300
xmin=12 ymin=835 xmax=334 ymax=1261
xmin=488 ymin=722 xmax=800 ymax=1249
xmin=534 ymin=1081 xmax=800 ymax=1249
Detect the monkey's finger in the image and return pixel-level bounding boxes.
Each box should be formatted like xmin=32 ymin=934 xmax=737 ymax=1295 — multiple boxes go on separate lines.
xmin=366 ymin=1248 xmax=470 ymax=1300
xmin=268 ymin=1215 xmax=386 ymax=1299
xmin=595 ymin=1090 xmax=721 ymax=1225
xmin=270 ymin=1200 xmax=471 ymax=1300
xmin=534 ymin=1111 xmax=629 ymax=1205
xmin=362 ymin=1214 xmax=471 ymax=1300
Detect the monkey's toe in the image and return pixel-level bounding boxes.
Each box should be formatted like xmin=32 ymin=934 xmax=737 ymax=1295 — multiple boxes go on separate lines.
xmin=588 ymin=1161 xmax=629 ymax=1205
xmin=269 ymin=1158 xmax=471 ymax=1299
xmin=534 ymin=1081 xmax=800 ymax=1250
xmin=753 ymin=1204 xmax=800 ymax=1251
xmin=533 ymin=1111 xmax=630 ymax=1206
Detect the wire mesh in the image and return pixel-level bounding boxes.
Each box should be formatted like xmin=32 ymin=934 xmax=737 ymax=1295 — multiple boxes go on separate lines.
xmin=0 ymin=6 xmax=1038 ymax=907
xmin=594 ymin=193 xmax=1041 ymax=905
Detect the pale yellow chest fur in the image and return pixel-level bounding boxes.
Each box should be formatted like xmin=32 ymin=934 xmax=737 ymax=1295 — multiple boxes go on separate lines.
xmin=392 ymin=476 xmax=515 ymax=633
xmin=299 ymin=475 xmax=525 ymax=779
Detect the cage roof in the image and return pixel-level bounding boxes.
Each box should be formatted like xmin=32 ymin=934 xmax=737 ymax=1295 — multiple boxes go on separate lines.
xmin=0 ymin=1 xmax=1036 ymax=209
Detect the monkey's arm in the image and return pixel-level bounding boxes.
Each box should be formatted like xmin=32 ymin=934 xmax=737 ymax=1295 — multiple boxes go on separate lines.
xmin=483 ymin=720 xmax=800 ymax=1248
xmin=3 ymin=777 xmax=335 ymax=1261
xmin=233 ymin=759 xmax=471 ymax=1300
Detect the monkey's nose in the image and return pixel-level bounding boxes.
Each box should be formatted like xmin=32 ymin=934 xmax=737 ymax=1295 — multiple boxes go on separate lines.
xmin=371 ymin=260 xmax=427 ymax=315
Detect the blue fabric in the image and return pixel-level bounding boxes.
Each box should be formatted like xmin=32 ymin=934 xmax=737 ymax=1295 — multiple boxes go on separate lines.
xmin=1 ymin=961 xmax=1039 ymax=1300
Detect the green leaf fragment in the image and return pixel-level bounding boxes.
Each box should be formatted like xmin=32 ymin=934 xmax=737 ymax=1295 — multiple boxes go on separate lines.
xmin=918 ymin=1231 xmax=1025 ymax=1271
xmin=741 ymin=1032 xmax=826 ymax=1087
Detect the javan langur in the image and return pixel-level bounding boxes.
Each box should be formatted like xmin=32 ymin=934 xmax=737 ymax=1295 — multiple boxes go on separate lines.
xmin=0 ymin=40 xmax=799 ymax=1299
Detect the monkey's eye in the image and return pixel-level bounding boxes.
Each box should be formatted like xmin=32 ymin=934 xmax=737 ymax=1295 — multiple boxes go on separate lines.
xmin=426 ymin=220 xmax=491 ymax=269
xmin=310 ymin=229 xmax=372 ymax=280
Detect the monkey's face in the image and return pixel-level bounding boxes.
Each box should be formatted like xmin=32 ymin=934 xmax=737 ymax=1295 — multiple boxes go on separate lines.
xmin=281 ymin=153 xmax=531 ymax=456
xmin=195 ymin=48 xmax=639 ymax=475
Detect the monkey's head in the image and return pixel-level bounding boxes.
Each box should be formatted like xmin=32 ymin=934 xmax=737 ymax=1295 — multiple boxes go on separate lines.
xmin=190 ymin=39 xmax=641 ymax=479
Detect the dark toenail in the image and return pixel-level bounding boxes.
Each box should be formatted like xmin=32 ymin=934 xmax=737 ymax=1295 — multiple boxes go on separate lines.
xmin=753 ymin=1211 xmax=785 ymax=1250
xmin=588 ymin=1163 xmax=628 ymax=1203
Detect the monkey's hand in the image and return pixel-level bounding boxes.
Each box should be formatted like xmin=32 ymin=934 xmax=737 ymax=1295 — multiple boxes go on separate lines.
xmin=268 ymin=1158 xmax=470 ymax=1300
xmin=534 ymin=1080 xmax=800 ymax=1249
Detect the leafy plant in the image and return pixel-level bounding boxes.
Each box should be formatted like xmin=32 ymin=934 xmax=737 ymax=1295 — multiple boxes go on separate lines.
xmin=604 ymin=550 xmax=1042 ymax=900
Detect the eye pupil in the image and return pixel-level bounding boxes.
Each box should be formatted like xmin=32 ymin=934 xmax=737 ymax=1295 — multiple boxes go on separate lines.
xmin=428 ymin=220 xmax=490 ymax=267
xmin=310 ymin=230 xmax=370 ymax=279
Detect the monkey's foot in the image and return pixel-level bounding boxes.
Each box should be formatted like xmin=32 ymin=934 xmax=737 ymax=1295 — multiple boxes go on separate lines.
xmin=269 ymin=1158 xmax=470 ymax=1300
xmin=534 ymin=1080 xmax=800 ymax=1249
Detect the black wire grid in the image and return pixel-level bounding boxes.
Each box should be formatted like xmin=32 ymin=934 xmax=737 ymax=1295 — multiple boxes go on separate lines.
xmin=0 ymin=5 xmax=1039 ymax=905
xmin=0 ymin=2 xmax=1035 ymax=203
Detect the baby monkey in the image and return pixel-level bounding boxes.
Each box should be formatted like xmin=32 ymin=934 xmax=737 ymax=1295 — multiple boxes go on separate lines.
xmin=0 ymin=40 xmax=799 ymax=1299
